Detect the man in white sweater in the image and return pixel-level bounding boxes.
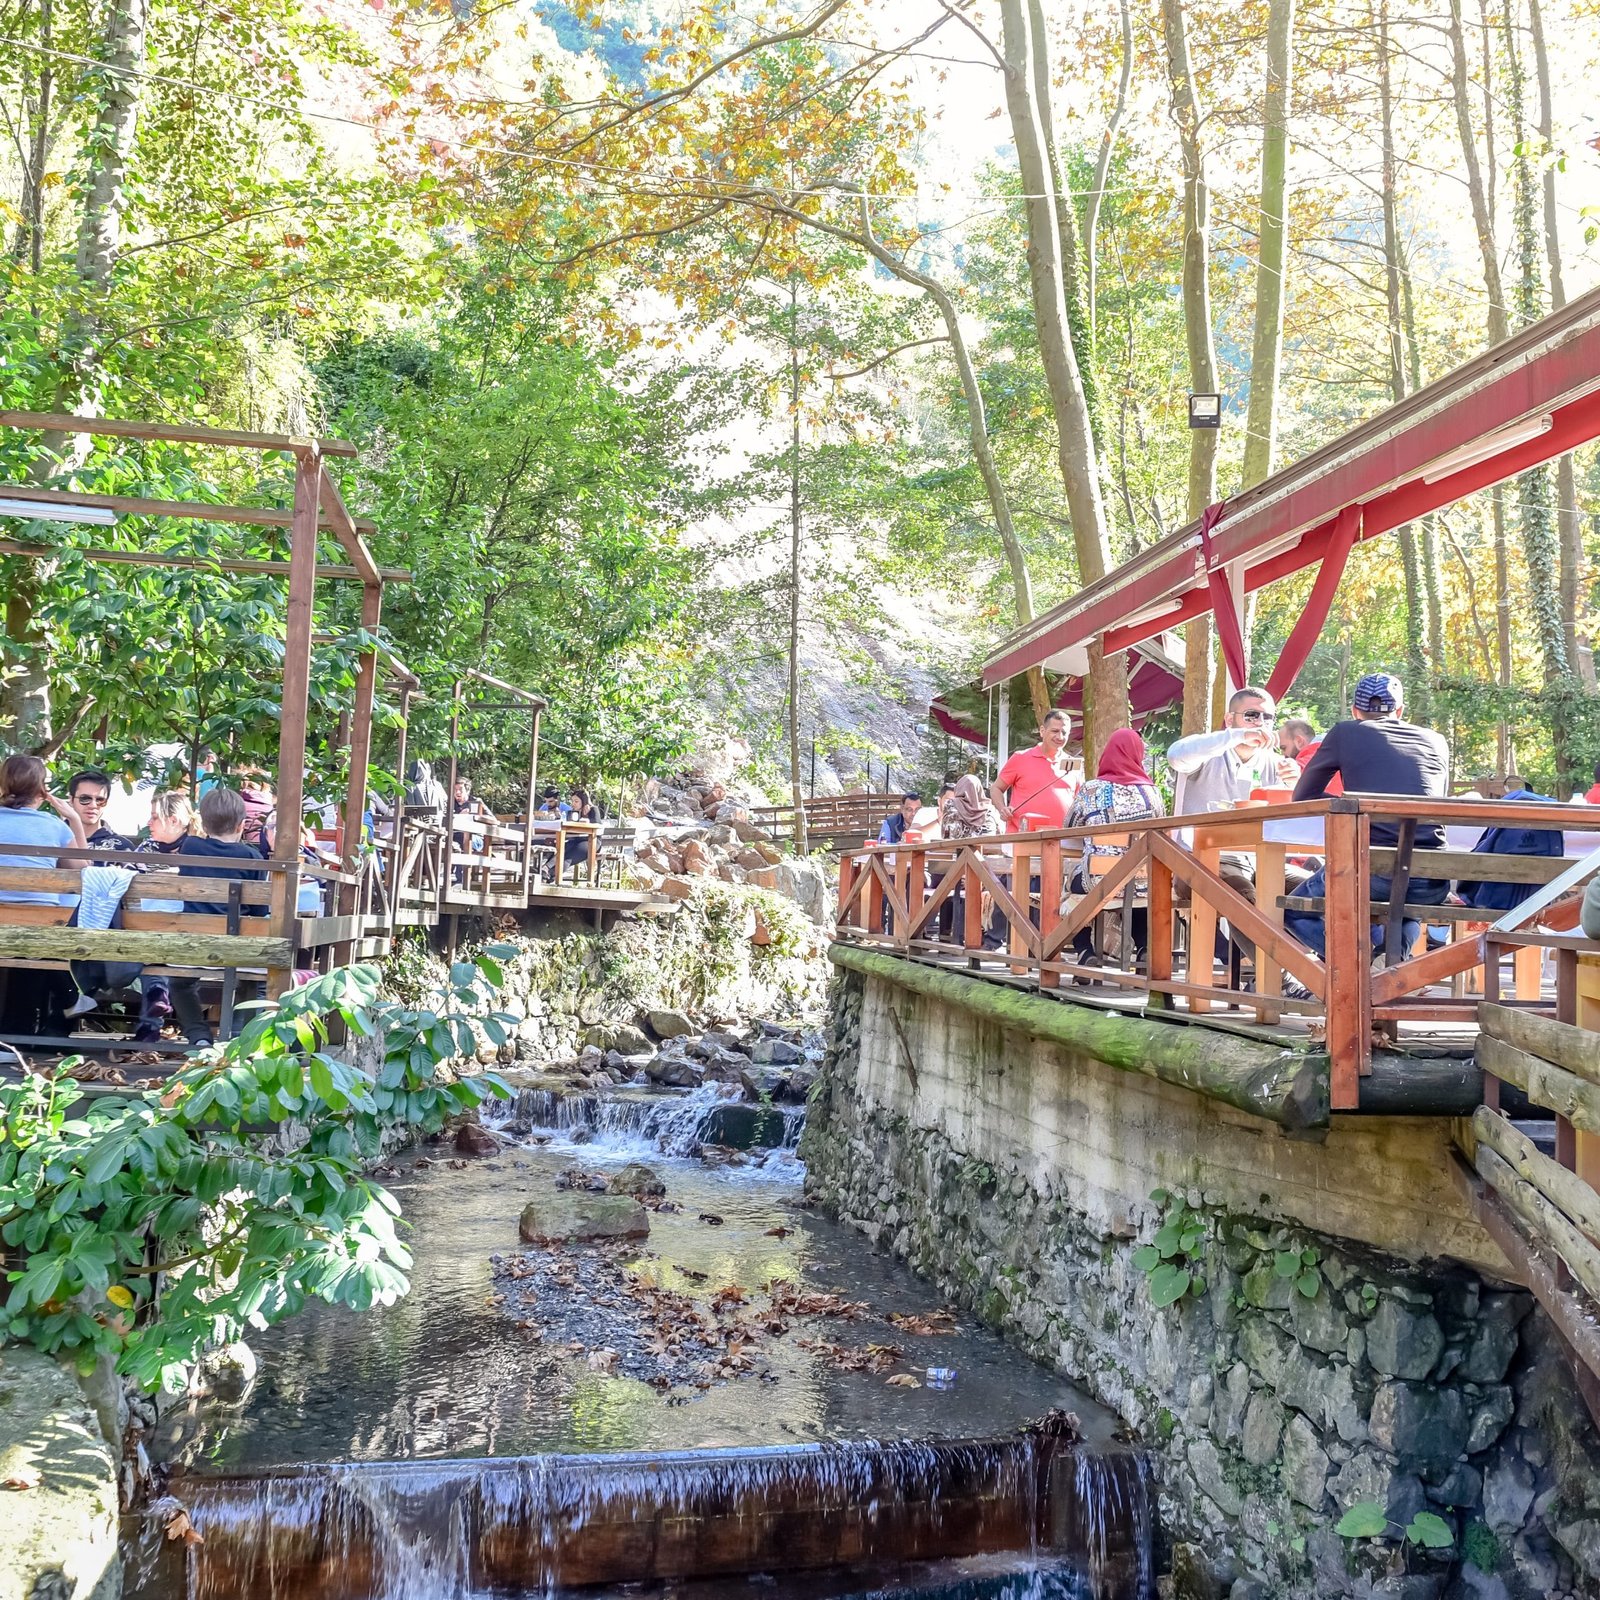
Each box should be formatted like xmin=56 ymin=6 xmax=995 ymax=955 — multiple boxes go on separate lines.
xmin=1164 ymin=686 xmax=1299 ymax=982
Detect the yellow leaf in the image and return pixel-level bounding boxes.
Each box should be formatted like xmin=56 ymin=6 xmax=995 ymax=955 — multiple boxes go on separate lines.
xmin=106 ymin=1285 xmax=135 ymax=1309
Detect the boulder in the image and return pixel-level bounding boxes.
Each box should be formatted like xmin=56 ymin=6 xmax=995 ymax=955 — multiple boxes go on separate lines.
xmin=694 ymin=1029 xmax=749 ymax=1057
xmin=1366 ymin=1297 xmax=1445 ymax=1380
xmin=740 ymin=1063 xmax=791 ymax=1101
xmin=455 ymin=1122 xmax=501 ymax=1157
xmin=699 ymin=1048 xmax=751 ymax=1084
xmin=519 ymin=1193 xmax=650 ymax=1244
xmin=646 ymin=1008 xmax=695 ymax=1040
xmin=607 ymin=1162 xmax=667 ymax=1198
xmin=659 ymin=876 xmax=695 ymax=901
xmin=732 ymin=817 xmax=769 ymax=844
xmin=752 ymin=1036 xmax=804 ymax=1066
xmin=752 ymin=908 xmax=774 ymax=946
xmin=705 ymin=823 xmax=737 ymax=847
xmin=197 ymin=1339 xmax=258 ymax=1402
xmin=736 ymin=847 xmax=769 ymax=871
xmin=609 ymin=1024 xmax=654 ymax=1056
xmin=755 ymin=841 xmax=782 ymax=865
xmin=783 ymin=1063 xmax=819 ymax=1101
xmin=682 ymin=840 xmax=714 ymax=876
xmin=646 ymin=1056 xmax=701 ymax=1088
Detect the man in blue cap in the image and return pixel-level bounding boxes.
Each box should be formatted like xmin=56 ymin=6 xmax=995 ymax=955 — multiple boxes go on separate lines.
xmin=1281 ymin=672 xmax=1451 ymax=980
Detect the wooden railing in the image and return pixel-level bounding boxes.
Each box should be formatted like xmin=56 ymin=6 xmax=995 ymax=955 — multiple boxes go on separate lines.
xmin=832 ymin=794 xmax=1600 ymax=1111
xmin=753 ymin=792 xmax=906 ymax=848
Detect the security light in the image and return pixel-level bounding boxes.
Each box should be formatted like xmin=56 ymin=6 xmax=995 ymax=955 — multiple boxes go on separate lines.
xmin=1188 ymin=393 xmax=1222 ymax=429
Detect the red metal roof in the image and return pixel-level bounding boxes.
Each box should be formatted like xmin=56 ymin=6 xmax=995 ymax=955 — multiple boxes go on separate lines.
xmin=981 ymin=283 xmax=1600 ymax=689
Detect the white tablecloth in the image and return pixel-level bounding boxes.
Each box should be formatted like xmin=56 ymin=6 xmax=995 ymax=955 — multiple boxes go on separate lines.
xmin=1260 ymin=816 xmax=1600 ymax=857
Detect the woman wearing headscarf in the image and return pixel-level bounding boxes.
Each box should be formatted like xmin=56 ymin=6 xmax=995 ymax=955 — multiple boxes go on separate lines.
xmin=1065 ymin=730 xmax=1164 ymax=967
xmin=935 ymin=773 xmax=1004 ymax=944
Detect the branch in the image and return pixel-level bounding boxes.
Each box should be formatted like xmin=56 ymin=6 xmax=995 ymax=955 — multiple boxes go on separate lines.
xmin=829 ymin=336 xmax=951 ymax=379
xmin=557 ymin=0 xmax=853 ymax=157
xmin=31 ymin=695 xmax=96 ymax=759
xmin=531 ymin=200 xmax=731 ymax=267
xmin=932 ymin=0 xmax=1008 ymax=72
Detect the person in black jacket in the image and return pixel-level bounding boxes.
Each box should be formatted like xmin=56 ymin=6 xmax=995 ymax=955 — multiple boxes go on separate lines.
xmin=1283 ymin=673 xmax=1451 ymax=978
xmin=1462 ymin=783 xmax=1563 ymax=914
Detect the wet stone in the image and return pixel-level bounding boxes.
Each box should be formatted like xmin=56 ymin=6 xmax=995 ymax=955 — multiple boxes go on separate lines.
xmin=1240 ymin=1390 xmax=1285 ymax=1467
xmin=1280 ymin=1412 xmax=1331 ymax=1508
xmin=519 ymin=1193 xmax=651 ymax=1244
xmin=1366 ymin=1297 xmax=1445 ymax=1380
xmin=1466 ymin=1385 xmax=1515 ymax=1454
xmin=1368 ymin=1383 xmax=1468 ymax=1475
xmin=607 ymin=1162 xmax=667 ymax=1199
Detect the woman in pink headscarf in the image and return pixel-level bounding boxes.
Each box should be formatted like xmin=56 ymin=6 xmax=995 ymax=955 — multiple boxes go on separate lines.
xmin=1065 ymin=730 xmax=1164 ymax=967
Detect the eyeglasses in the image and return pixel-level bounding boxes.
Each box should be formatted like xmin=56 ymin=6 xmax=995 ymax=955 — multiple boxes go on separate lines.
xmin=1236 ymin=710 xmax=1275 ymax=724
xmin=73 ymin=794 xmax=108 ymax=808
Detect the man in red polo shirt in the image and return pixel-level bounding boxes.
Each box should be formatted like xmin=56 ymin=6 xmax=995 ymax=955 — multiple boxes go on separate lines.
xmin=990 ymin=709 xmax=1079 ymax=829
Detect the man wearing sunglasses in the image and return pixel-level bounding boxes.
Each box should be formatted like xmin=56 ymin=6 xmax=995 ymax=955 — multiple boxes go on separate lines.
xmin=68 ymin=768 xmax=134 ymax=852
xmin=1166 ymin=688 xmax=1300 ymax=819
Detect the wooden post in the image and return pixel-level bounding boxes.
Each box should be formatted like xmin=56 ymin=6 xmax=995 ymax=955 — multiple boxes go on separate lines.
xmin=1039 ymin=837 xmax=1062 ymax=988
xmin=521 ymin=704 xmax=541 ymax=895
xmin=837 ymin=857 xmax=857 ymax=930
xmin=1148 ymin=849 xmax=1174 ymax=1009
xmin=338 ymin=580 xmax=382 ymax=938
xmin=1323 ymin=805 xmax=1371 ymax=1108
xmin=963 ymin=857 xmax=983 ymax=961
xmin=270 ymin=448 xmax=320 ymax=996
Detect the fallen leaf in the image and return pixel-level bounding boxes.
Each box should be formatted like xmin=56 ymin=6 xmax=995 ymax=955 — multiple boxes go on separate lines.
xmin=764 ymin=1226 xmax=792 ymax=1239
xmin=164 ymin=1507 xmax=204 ymax=1545
xmin=886 ymin=1373 xmax=922 ymax=1388
xmin=587 ymin=1348 xmax=620 ymax=1373
xmin=698 ymin=1212 xmax=725 ymax=1226
xmin=3 ymin=1469 xmax=41 ymax=1491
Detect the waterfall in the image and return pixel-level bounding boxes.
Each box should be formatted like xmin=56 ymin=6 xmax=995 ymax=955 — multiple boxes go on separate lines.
xmin=133 ymin=1435 xmax=1152 ymax=1600
xmin=487 ymin=1083 xmax=805 ymax=1158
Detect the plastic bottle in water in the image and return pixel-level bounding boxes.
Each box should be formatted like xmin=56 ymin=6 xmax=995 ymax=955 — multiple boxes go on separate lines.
xmin=926 ymin=1367 xmax=956 ymax=1389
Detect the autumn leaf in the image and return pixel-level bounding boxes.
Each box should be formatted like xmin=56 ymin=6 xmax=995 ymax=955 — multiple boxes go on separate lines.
xmin=885 ymin=1373 xmax=921 ymax=1388
xmin=106 ymin=1285 xmax=136 ymax=1310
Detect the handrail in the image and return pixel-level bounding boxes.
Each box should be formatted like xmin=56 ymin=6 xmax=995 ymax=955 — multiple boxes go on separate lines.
xmin=831 ymin=793 xmax=1600 ymax=1112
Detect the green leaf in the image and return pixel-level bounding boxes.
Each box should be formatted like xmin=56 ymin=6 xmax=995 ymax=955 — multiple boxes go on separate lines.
xmin=1335 ymin=1503 xmax=1389 ymax=1539
xmin=1147 ymin=1264 xmax=1191 ymax=1307
xmin=1131 ymin=1245 xmax=1160 ymax=1273
xmin=1296 ymin=1271 xmax=1321 ymax=1298
xmin=1405 ymin=1512 xmax=1454 ymax=1550
xmin=1148 ymin=1187 xmax=1169 ymax=1206
xmin=1273 ymin=1250 xmax=1302 ymax=1278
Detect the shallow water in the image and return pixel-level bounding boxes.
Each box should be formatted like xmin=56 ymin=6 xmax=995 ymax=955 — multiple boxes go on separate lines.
xmin=156 ymin=1121 xmax=1104 ymax=1470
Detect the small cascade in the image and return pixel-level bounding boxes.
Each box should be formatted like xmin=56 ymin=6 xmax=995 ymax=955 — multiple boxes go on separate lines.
xmin=488 ymin=1082 xmax=805 ymax=1157
xmin=132 ymin=1436 xmax=1153 ymax=1600
xmin=1053 ymin=1451 xmax=1155 ymax=1600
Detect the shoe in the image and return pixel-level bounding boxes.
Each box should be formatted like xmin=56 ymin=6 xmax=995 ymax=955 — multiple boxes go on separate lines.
xmin=1280 ymin=975 xmax=1313 ymax=1002
xmin=65 ymin=993 xmax=98 ymax=1018
xmin=144 ymin=991 xmax=173 ymax=1020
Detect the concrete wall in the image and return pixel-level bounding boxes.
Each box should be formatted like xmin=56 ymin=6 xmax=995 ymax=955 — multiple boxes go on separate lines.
xmin=802 ymin=964 xmax=1600 ymax=1600
xmin=848 ymin=968 xmax=1503 ymax=1276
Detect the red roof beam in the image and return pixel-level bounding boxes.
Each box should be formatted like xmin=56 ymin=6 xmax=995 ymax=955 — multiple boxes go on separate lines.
xmin=981 ymin=292 xmax=1600 ymax=687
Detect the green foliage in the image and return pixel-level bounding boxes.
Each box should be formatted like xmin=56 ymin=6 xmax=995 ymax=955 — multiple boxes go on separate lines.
xmin=0 ymin=953 xmax=515 ymax=1391
xmin=1462 ymin=1520 xmax=1501 ymax=1573
xmin=1133 ymin=1188 xmax=1208 ymax=1307
xmin=1273 ymin=1244 xmax=1325 ymax=1299
xmin=1334 ymin=1502 xmax=1454 ymax=1553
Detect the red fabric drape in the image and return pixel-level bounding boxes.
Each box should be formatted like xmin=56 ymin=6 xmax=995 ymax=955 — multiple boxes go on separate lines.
xmin=1197 ymin=501 xmax=1249 ymax=690
xmin=1264 ymin=504 xmax=1363 ymax=702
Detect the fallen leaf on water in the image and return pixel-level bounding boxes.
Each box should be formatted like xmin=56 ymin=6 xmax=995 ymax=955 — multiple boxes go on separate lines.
xmin=3 ymin=1469 xmax=41 ymax=1491
xmin=886 ymin=1373 xmax=921 ymax=1388
xmin=698 ymin=1212 xmax=725 ymax=1226
xmin=674 ymin=1265 xmax=709 ymax=1283
xmin=886 ymin=1311 xmax=958 ymax=1336
xmin=587 ymin=1348 xmax=620 ymax=1373
xmin=764 ymin=1226 xmax=792 ymax=1239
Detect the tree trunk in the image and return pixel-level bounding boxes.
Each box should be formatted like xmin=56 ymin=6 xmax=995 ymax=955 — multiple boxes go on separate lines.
xmin=1 ymin=0 xmax=147 ymax=746
xmin=1446 ymin=0 xmax=1510 ymax=346
xmin=997 ymin=0 xmax=1129 ymax=761
xmin=1083 ymin=0 xmax=1133 ymax=356
xmin=1161 ymin=0 xmax=1227 ymax=727
xmin=1378 ymin=0 xmax=1430 ymax=720
xmin=787 ymin=278 xmax=809 ymax=855
xmin=1241 ymin=0 xmax=1295 ymax=491
xmin=1528 ymin=0 xmax=1592 ymax=684
xmin=1024 ymin=0 xmax=1097 ymax=438
xmin=1503 ymin=0 xmax=1572 ymax=791
xmin=841 ymin=195 xmax=1052 ymax=729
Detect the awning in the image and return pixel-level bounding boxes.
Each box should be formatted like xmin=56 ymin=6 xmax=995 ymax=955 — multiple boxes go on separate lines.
xmin=981 ymin=283 xmax=1600 ymax=692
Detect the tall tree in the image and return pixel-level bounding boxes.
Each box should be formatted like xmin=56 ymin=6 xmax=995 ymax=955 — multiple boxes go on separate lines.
xmin=1160 ymin=0 xmax=1220 ymax=733
xmin=996 ymin=0 xmax=1130 ymax=759
xmin=1527 ymin=0 xmax=1591 ymax=683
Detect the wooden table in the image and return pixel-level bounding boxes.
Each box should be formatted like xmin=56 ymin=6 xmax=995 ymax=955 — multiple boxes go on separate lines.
xmin=541 ymin=819 xmax=599 ymax=885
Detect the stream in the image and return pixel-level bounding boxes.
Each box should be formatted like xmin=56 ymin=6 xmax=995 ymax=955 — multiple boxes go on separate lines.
xmin=128 ymin=1072 xmax=1155 ymax=1599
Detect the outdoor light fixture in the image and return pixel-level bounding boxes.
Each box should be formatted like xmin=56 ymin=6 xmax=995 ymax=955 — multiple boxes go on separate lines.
xmin=1188 ymin=393 xmax=1222 ymax=429
xmin=0 ymin=496 xmax=117 ymax=526
xmin=1421 ymin=414 xmax=1552 ymax=484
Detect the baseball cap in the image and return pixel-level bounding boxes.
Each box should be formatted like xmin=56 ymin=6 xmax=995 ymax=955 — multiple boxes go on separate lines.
xmin=1353 ymin=672 xmax=1403 ymax=713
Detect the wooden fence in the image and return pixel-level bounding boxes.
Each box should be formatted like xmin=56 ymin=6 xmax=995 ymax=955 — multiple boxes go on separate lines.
xmin=831 ymin=794 xmax=1600 ymax=1112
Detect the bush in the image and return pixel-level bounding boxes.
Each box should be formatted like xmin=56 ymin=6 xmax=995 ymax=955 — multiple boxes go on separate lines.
xmin=0 ymin=953 xmax=515 ymax=1392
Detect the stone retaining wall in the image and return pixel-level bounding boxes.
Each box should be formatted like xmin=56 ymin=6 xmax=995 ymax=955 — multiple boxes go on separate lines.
xmin=800 ymin=965 xmax=1600 ymax=1599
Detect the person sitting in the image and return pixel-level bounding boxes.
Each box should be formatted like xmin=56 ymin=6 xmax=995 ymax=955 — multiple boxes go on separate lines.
xmin=1165 ymin=687 xmax=1298 ymax=982
xmin=1583 ymin=761 xmax=1600 ymax=806
xmin=169 ymin=787 xmax=266 ymax=1047
xmin=236 ymin=768 xmax=276 ymax=852
xmin=1461 ymin=778 xmax=1563 ymax=915
xmin=562 ymin=787 xmax=603 ymax=879
xmin=1284 ymin=672 xmax=1451 ymax=985
xmin=537 ymin=785 xmax=569 ymax=819
xmin=877 ymin=793 xmax=922 ymax=845
xmin=937 ymin=775 xmax=1002 ymax=941
xmin=991 ymin=709 xmax=1078 ymax=831
xmin=1279 ymin=719 xmax=1342 ymax=795
xmin=1066 ymin=730 xmax=1164 ymax=969
xmin=0 ymin=755 xmax=88 ymax=1037
xmin=404 ymin=760 xmax=448 ymax=825
xmin=124 ymin=792 xmax=196 ymax=1045
xmin=69 ymin=767 xmax=134 ymax=851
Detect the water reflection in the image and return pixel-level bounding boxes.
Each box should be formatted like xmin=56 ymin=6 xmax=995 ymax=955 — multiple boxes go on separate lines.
xmin=157 ymin=1142 xmax=1102 ymax=1469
